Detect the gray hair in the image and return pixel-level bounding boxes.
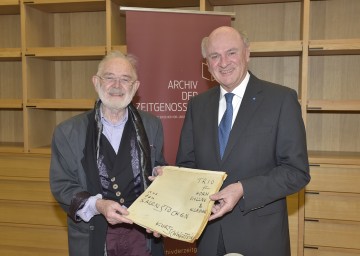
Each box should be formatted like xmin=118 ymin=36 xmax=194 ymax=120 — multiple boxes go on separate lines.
xmin=97 ymin=50 xmax=138 ymax=80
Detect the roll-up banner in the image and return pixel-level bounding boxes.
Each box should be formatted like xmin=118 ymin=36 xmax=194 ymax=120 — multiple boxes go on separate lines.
xmin=123 ymin=7 xmax=233 ymax=255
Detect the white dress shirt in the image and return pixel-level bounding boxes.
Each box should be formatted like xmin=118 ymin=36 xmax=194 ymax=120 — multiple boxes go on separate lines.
xmin=218 ymin=72 xmax=250 ymax=126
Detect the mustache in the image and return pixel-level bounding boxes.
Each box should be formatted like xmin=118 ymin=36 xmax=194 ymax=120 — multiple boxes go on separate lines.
xmin=108 ymin=88 xmax=124 ymax=94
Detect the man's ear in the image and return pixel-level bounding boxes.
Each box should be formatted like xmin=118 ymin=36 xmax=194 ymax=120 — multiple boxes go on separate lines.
xmin=246 ymin=47 xmax=251 ymax=62
xmin=133 ymin=80 xmax=140 ymax=92
xmin=92 ymin=76 xmax=99 ymax=92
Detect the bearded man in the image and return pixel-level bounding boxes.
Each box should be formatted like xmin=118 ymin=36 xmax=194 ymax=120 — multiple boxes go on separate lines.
xmin=50 ymin=51 xmax=166 ymax=256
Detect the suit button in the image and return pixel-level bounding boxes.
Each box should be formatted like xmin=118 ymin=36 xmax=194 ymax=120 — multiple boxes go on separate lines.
xmin=119 ymin=198 xmax=125 ymax=204
xmin=113 ymin=184 xmax=118 ymax=190
xmin=111 ymin=177 xmax=116 ymax=182
xmin=116 ymin=191 xmax=121 ymax=197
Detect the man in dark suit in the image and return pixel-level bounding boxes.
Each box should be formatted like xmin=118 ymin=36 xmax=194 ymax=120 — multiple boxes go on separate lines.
xmin=176 ymin=26 xmax=310 ymax=256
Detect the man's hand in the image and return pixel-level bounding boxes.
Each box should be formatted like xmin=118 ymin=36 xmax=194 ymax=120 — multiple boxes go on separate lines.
xmin=208 ymin=182 xmax=244 ymax=221
xmin=148 ymin=166 xmax=164 ymax=182
xmin=95 ymin=199 xmax=133 ymax=225
xmin=145 ymin=228 xmax=164 ymax=238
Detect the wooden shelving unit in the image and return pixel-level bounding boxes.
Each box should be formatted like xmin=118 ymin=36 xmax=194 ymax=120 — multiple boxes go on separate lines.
xmin=0 ymin=0 xmax=359 ymax=255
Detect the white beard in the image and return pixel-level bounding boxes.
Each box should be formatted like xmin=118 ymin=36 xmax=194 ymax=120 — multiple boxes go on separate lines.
xmin=96 ymin=84 xmax=135 ymax=110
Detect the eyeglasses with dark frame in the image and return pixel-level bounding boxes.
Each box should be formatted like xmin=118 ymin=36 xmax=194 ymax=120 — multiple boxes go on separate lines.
xmin=96 ymin=75 xmax=136 ymax=87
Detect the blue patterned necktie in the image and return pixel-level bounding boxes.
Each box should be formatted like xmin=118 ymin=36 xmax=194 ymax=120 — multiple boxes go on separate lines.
xmin=219 ymin=93 xmax=234 ymax=158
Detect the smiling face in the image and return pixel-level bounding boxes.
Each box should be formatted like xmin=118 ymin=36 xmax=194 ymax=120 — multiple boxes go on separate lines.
xmin=205 ymin=27 xmax=250 ymax=92
xmin=93 ymin=57 xmax=139 ymax=112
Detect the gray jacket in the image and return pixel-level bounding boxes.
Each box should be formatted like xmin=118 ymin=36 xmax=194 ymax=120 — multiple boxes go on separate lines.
xmin=50 ymin=108 xmax=166 ymax=256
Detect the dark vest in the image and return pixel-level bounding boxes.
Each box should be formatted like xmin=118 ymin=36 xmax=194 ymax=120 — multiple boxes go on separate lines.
xmin=99 ymin=119 xmax=143 ymax=208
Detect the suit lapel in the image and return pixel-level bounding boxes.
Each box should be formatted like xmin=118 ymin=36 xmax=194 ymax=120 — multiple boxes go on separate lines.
xmin=221 ymin=74 xmax=265 ymax=162
xmin=208 ymin=88 xmax=222 ymax=162
xmin=201 ymin=87 xmax=223 ymax=164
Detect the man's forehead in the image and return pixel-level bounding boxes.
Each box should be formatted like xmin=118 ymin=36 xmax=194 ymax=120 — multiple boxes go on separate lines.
xmin=102 ymin=58 xmax=132 ymax=72
xmin=208 ymin=36 xmax=242 ymax=53
xmin=208 ymin=38 xmax=240 ymax=52
xmin=209 ymin=28 xmax=242 ymax=44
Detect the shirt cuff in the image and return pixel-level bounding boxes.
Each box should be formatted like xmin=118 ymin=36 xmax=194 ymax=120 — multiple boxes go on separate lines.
xmin=76 ymin=194 xmax=102 ymax=222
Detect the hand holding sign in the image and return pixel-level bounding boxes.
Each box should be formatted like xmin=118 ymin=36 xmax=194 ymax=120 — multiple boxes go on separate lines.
xmin=127 ymin=166 xmax=227 ymax=243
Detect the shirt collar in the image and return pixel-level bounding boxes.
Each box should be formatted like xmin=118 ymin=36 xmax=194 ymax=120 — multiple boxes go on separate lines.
xmin=100 ymin=105 xmax=128 ymax=127
xmin=220 ymin=71 xmax=250 ymax=100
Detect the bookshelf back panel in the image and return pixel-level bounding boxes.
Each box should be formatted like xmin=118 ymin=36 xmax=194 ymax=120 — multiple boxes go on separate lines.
xmin=310 ymin=0 xmax=360 ymax=40
xmin=25 ymin=6 xmax=54 ymax=47
xmin=215 ymin=2 xmax=301 ymax=41
xmin=54 ymin=60 xmax=99 ymax=99
xmin=53 ymin=12 xmax=106 ymax=47
xmin=0 ymin=61 xmax=22 ymax=99
xmin=28 ymin=109 xmax=56 ymax=149
xmin=307 ymin=113 xmax=360 ymax=152
xmin=249 ymin=56 xmax=300 ymax=93
xmin=27 ymin=58 xmax=99 ymax=99
xmin=308 ymin=55 xmax=360 ymax=100
xmin=0 ymin=110 xmax=23 ymax=143
xmin=25 ymin=6 xmax=106 ymax=47
xmin=0 ymin=15 xmax=20 ymax=48
xmin=26 ymin=58 xmax=55 ymax=99
xmin=28 ymin=109 xmax=86 ymax=150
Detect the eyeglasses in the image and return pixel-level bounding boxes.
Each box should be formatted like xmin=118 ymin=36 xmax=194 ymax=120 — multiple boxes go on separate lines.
xmin=96 ymin=75 xmax=135 ymax=87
